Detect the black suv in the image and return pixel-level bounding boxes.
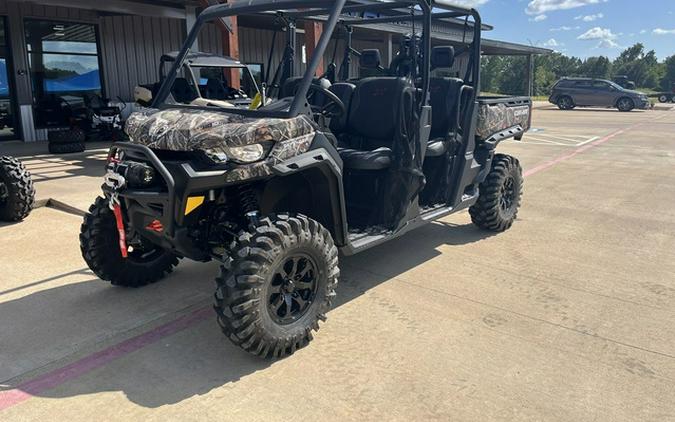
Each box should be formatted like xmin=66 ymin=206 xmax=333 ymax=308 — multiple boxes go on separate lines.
xmin=549 ymin=77 xmax=650 ymax=112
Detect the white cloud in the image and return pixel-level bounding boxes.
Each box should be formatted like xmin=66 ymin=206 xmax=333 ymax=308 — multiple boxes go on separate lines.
xmin=575 ymin=13 xmax=604 ymax=21
xmin=526 ymin=0 xmax=608 ymax=15
xmin=639 ymin=29 xmax=647 ymax=34
xmin=541 ymin=38 xmax=562 ymax=47
xmin=550 ymin=25 xmax=580 ymax=31
xmin=448 ymin=0 xmax=490 ymax=7
xmin=653 ymin=28 xmax=675 ymax=35
xmin=531 ymin=14 xmax=548 ymax=22
xmin=577 ymin=27 xmax=620 ymax=48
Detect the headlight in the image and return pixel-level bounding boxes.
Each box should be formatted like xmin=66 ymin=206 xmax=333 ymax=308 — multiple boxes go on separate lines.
xmin=227 ymin=142 xmax=273 ymax=164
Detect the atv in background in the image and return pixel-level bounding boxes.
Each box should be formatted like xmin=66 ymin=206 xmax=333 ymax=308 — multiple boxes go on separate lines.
xmin=81 ymin=0 xmax=529 ymax=359
xmin=34 ymin=95 xmax=87 ymax=154
xmin=83 ymin=94 xmax=127 ymax=142
xmin=134 ymin=51 xmax=261 ymax=109
xmin=656 ymin=82 xmax=675 ymax=103
xmin=0 ymin=156 xmax=35 ymax=221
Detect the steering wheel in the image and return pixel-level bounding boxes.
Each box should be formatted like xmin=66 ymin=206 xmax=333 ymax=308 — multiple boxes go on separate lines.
xmin=306 ymin=84 xmax=346 ymax=119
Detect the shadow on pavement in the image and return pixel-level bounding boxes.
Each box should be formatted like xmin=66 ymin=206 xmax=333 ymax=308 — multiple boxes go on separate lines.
xmin=1 ymin=221 xmax=495 ymax=408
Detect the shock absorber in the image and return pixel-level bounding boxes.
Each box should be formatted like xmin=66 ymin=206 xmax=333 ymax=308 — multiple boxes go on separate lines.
xmin=239 ymin=185 xmax=260 ymax=228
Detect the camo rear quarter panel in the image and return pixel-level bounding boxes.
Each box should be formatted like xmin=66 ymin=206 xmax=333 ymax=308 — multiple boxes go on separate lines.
xmin=476 ymin=102 xmax=531 ymax=140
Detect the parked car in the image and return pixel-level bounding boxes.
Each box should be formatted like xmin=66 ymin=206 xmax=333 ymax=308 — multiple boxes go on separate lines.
xmin=549 ymin=77 xmax=650 ymax=112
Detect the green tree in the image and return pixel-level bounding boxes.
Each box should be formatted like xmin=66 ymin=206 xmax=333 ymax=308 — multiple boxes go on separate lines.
xmin=661 ymin=55 xmax=675 ymax=91
xmin=579 ymin=56 xmax=612 ymax=79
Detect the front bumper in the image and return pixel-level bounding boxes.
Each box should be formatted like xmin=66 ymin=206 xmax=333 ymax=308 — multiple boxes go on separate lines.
xmin=636 ymin=99 xmax=651 ymax=109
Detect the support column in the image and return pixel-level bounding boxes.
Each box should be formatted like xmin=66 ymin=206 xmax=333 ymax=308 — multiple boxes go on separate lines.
xmin=304 ymin=21 xmax=324 ymax=76
xmin=199 ymin=0 xmax=240 ymax=89
xmin=386 ymin=34 xmax=394 ymax=68
xmin=221 ymin=16 xmax=240 ymax=89
xmin=526 ymin=54 xmax=534 ymax=97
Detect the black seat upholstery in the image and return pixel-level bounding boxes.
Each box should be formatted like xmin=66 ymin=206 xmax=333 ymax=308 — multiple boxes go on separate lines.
xmin=337 ymin=77 xmax=409 ymax=170
xmin=328 ymin=82 xmax=355 ymax=133
xmin=205 ymin=78 xmax=227 ymax=100
xmin=427 ymin=77 xmax=463 ymax=157
xmin=171 ymin=78 xmax=197 ymax=104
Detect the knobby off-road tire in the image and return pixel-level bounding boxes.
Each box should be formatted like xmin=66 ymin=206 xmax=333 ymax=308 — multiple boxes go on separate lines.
xmin=214 ymin=214 xmax=339 ymax=359
xmin=48 ymin=141 xmax=85 ymax=154
xmin=48 ymin=127 xmax=86 ymax=144
xmin=80 ymin=197 xmax=180 ymax=287
xmin=0 ymin=156 xmax=35 ymax=221
xmin=470 ymin=154 xmax=523 ymax=232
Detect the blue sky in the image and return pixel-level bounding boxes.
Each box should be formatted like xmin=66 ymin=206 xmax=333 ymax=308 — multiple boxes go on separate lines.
xmin=456 ymin=0 xmax=675 ymax=60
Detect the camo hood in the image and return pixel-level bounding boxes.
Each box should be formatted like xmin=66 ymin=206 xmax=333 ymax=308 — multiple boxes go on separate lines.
xmin=125 ymin=108 xmax=317 ymax=152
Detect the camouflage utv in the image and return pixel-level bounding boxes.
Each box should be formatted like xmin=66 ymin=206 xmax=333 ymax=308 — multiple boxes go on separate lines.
xmin=80 ymin=0 xmax=530 ymax=359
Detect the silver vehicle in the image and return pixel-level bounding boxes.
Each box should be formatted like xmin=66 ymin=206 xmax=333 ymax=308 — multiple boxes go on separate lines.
xmin=549 ymin=77 xmax=650 ymax=112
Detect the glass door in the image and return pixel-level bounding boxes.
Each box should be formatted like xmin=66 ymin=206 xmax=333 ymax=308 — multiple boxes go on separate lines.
xmin=0 ymin=18 xmax=18 ymax=140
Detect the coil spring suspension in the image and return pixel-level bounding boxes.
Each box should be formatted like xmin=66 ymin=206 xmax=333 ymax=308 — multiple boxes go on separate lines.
xmin=238 ymin=186 xmax=260 ymax=230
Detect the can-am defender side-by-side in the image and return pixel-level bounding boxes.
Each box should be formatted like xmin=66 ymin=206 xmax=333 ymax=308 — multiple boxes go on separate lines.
xmin=0 ymin=156 xmax=35 ymax=221
xmin=134 ymin=51 xmax=262 ymax=109
xmin=80 ymin=0 xmax=531 ymax=359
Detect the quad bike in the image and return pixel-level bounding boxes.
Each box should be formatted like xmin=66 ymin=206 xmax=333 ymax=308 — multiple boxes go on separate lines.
xmin=35 ymin=95 xmax=86 ymax=154
xmin=80 ymin=0 xmax=530 ymax=359
xmin=0 ymin=156 xmax=35 ymax=221
xmin=83 ymin=94 xmax=127 ymax=142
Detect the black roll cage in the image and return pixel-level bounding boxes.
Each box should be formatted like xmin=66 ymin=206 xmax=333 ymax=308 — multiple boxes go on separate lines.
xmin=152 ymin=0 xmax=482 ymax=120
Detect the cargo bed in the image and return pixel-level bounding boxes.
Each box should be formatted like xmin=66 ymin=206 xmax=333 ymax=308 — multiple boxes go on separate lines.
xmin=476 ymin=96 xmax=532 ymax=141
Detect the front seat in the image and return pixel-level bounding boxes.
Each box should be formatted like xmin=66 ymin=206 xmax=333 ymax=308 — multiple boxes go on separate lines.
xmin=338 ymin=75 xmax=408 ymax=171
xmin=171 ymin=78 xmax=197 ymax=104
xmin=205 ymin=78 xmax=227 ymax=100
xmin=427 ymin=46 xmax=463 ymax=158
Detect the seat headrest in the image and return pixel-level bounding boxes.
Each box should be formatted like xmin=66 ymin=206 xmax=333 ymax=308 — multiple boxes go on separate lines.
xmin=431 ymin=46 xmax=455 ymax=69
xmin=360 ymin=49 xmax=382 ymax=69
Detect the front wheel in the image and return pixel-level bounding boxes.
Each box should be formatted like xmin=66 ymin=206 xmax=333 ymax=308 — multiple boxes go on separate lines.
xmin=557 ymin=96 xmax=575 ymax=110
xmin=617 ymin=97 xmax=635 ymax=112
xmin=658 ymin=95 xmax=668 ymax=103
xmin=470 ymin=154 xmax=523 ymax=232
xmin=80 ymin=197 xmax=180 ymax=287
xmin=214 ymin=214 xmax=339 ymax=359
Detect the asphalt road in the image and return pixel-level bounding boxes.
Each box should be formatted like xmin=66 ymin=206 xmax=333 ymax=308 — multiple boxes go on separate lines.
xmin=1 ymin=107 xmax=674 ymax=421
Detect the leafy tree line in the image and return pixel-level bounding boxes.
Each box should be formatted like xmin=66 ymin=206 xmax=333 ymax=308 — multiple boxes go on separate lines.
xmin=481 ymin=43 xmax=675 ymax=96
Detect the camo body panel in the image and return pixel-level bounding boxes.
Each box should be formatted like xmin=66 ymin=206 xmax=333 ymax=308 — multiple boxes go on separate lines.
xmin=476 ymin=102 xmax=531 ymax=140
xmin=125 ymin=108 xmax=316 ymax=153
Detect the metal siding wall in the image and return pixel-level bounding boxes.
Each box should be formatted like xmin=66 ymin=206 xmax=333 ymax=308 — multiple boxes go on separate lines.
xmin=100 ymin=15 xmax=187 ymax=101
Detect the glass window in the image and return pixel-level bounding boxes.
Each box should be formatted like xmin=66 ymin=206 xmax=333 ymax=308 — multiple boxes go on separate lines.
xmin=25 ymin=20 xmax=103 ymax=109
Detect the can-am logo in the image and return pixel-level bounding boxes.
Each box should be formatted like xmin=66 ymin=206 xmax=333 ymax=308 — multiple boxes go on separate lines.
xmin=513 ymin=107 xmax=529 ymax=118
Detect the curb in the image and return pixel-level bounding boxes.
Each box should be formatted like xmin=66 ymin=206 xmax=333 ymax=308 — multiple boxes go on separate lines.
xmin=34 ymin=198 xmax=87 ymax=217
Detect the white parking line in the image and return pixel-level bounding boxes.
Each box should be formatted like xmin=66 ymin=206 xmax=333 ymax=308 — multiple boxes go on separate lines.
xmin=520 ymin=133 xmax=600 ymax=147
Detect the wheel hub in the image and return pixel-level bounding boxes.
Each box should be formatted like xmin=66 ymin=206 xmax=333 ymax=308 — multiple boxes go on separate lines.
xmin=268 ymin=253 xmax=318 ymax=325
xmin=500 ymin=177 xmax=516 ymax=212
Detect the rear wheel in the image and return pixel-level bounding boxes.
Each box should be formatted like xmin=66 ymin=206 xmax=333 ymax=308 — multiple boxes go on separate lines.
xmin=470 ymin=154 xmax=523 ymax=232
xmin=214 ymin=214 xmax=339 ymax=359
xmin=557 ymin=96 xmax=574 ymax=110
xmin=0 ymin=156 xmax=35 ymax=221
xmin=617 ymin=97 xmax=635 ymax=112
xmin=80 ymin=197 xmax=180 ymax=287
xmin=658 ymin=94 xmax=668 ymax=103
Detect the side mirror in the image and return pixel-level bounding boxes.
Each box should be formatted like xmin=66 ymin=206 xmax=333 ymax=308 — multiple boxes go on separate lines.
xmin=431 ymin=46 xmax=455 ymax=69
xmin=134 ymin=86 xmax=153 ymax=107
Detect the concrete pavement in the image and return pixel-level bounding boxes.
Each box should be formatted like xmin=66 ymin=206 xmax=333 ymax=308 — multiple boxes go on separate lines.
xmin=1 ymin=107 xmax=674 ymax=421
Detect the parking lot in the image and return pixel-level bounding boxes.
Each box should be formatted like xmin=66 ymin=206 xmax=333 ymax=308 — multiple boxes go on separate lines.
xmin=1 ymin=106 xmax=674 ymax=421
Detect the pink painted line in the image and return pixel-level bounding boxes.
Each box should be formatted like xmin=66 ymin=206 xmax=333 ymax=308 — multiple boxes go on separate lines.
xmin=0 ymin=307 xmax=212 ymax=411
xmin=523 ymin=124 xmax=641 ymax=177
